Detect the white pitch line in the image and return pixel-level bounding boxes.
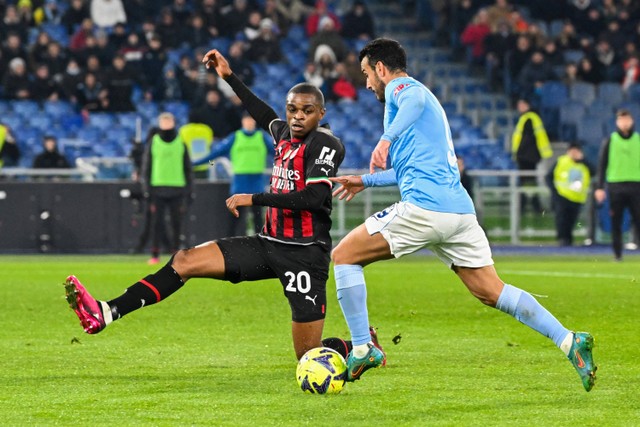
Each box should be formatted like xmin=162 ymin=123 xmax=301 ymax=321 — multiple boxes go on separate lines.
xmin=499 ymin=270 xmax=637 ymax=281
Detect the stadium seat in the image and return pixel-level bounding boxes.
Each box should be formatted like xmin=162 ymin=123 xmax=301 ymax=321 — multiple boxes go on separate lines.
xmin=43 ymin=101 xmax=74 ymax=118
xmin=586 ymin=99 xmax=614 ymax=117
xmin=569 ymin=82 xmax=596 ymax=106
xmin=549 ymin=20 xmax=565 ymax=38
xmin=624 ymin=83 xmax=640 ymax=103
xmin=597 ymin=82 xmax=624 ymax=106
xmin=12 ymin=100 xmax=40 ymax=117
xmin=559 ymin=101 xmax=585 ymax=141
xmin=28 ymin=115 xmax=54 ymax=132
xmin=76 ymin=127 xmax=103 ymax=144
xmin=60 ymin=114 xmax=84 ymax=132
xmin=539 ymin=81 xmax=568 ymax=109
xmin=162 ymin=101 xmax=189 ymax=119
xmin=576 ymin=116 xmax=606 ymax=146
xmin=41 ymin=23 xmax=69 ymax=45
xmin=136 ymin=101 xmax=159 ymax=120
xmin=1 ymin=114 xmax=24 ymax=131
xmin=563 ymin=49 xmax=584 ymax=64
xmin=20 ymin=127 xmax=44 ymax=147
xmin=89 ymin=113 xmax=117 ymax=131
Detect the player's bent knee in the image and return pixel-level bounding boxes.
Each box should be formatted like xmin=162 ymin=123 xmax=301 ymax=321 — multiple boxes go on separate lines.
xmin=332 ymin=246 xmax=358 ymax=266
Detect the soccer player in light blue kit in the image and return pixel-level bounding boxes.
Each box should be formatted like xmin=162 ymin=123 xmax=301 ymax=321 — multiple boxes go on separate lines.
xmin=330 ymin=38 xmax=597 ymax=391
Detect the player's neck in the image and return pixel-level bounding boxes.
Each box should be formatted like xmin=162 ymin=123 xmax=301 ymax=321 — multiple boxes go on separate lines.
xmin=383 ymin=72 xmax=409 ymax=85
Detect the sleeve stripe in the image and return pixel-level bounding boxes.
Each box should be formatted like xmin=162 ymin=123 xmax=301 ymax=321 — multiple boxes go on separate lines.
xmin=268 ymin=118 xmax=280 ymax=140
xmin=306 ymin=177 xmax=332 ymax=186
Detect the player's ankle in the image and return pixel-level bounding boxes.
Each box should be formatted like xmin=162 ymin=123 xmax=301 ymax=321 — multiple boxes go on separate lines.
xmin=352 ymin=342 xmax=372 ymax=358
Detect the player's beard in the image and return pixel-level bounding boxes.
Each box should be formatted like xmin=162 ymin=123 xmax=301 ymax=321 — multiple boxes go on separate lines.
xmin=372 ymin=75 xmax=386 ymax=103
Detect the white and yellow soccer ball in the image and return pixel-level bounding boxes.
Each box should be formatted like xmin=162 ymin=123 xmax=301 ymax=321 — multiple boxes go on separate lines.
xmin=296 ymin=347 xmax=347 ymax=394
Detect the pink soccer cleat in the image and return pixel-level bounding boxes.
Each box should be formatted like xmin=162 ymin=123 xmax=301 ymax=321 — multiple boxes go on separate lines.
xmin=64 ymin=275 xmax=106 ymax=334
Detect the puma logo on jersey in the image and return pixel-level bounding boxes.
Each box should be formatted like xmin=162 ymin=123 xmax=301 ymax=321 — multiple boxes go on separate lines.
xmin=320 ymin=167 xmax=331 ymax=175
xmin=305 ymin=295 xmax=318 ymax=305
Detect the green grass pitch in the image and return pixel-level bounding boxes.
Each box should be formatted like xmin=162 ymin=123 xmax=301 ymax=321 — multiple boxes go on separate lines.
xmin=1 ymin=254 xmax=638 ymax=426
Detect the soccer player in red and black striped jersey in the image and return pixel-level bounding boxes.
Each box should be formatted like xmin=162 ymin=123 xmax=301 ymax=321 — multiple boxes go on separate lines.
xmin=63 ymin=49 xmax=385 ymax=363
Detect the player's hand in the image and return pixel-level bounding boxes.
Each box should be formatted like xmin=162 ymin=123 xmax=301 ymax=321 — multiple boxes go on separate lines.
xmin=594 ymin=189 xmax=606 ymax=204
xmin=329 ymin=176 xmax=365 ymax=202
xmin=370 ymin=139 xmax=391 ymax=173
xmin=202 ymin=49 xmax=232 ymax=79
xmin=226 ymin=194 xmax=253 ymax=217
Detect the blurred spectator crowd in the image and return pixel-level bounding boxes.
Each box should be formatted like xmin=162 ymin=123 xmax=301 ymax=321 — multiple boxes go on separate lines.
xmin=0 ymin=0 xmax=378 ymax=167
xmin=448 ymin=0 xmax=640 ymax=102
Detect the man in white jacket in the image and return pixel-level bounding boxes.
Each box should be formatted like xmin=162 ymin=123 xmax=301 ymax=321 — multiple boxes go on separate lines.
xmin=90 ymin=0 xmax=126 ymax=28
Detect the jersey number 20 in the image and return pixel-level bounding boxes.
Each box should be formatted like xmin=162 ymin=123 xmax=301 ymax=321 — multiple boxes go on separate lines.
xmin=285 ymin=271 xmax=311 ymax=294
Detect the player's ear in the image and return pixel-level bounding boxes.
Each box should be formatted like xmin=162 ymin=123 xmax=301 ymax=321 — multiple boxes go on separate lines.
xmin=375 ymin=60 xmax=386 ymax=77
xmin=319 ymin=106 xmax=326 ymax=119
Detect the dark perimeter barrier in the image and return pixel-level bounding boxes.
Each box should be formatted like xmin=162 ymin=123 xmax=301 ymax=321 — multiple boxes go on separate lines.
xmin=0 ymin=182 xmax=234 ymax=253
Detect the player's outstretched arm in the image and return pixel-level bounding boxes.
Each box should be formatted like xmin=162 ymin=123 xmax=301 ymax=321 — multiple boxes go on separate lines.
xmin=226 ymin=194 xmax=253 ymax=218
xmin=201 ymin=49 xmax=278 ymax=131
xmin=330 ymin=176 xmax=365 ymax=202
xmin=202 ymin=49 xmax=232 ymax=79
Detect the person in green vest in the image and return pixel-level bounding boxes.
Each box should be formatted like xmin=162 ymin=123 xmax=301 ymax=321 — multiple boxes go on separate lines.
xmin=545 ymin=143 xmax=593 ymax=246
xmin=193 ymin=113 xmax=273 ymax=236
xmin=0 ymin=123 xmax=20 ymax=168
xmin=511 ymin=97 xmax=553 ymax=215
xmin=141 ymin=112 xmax=193 ymax=265
xmin=594 ymin=109 xmax=640 ymax=261
xmin=179 ymin=112 xmax=214 ymax=180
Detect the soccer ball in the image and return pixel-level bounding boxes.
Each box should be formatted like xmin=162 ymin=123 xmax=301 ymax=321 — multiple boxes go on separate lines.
xmin=296 ymin=347 xmax=347 ymax=394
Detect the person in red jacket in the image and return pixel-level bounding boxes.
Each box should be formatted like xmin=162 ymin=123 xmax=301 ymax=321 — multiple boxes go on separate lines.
xmin=461 ymin=9 xmax=491 ymax=65
xmin=305 ymin=0 xmax=340 ymax=37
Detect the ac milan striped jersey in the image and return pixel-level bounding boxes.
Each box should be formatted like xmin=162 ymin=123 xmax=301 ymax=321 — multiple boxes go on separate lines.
xmin=260 ymin=119 xmax=345 ymax=250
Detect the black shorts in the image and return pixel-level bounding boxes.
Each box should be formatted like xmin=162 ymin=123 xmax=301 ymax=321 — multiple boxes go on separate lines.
xmin=216 ymin=235 xmax=330 ymax=323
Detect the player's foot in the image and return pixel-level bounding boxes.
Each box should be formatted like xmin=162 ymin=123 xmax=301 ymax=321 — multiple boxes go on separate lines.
xmin=567 ymin=332 xmax=597 ymax=392
xmin=147 ymin=257 xmax=160 ymax=265
xmin=369 ymin=326 xmax=387 ymax=367
xmin=346 ymin=343 xmax=385 ymax=382
xmin=64 ymin=275 xmax=106 ymax=334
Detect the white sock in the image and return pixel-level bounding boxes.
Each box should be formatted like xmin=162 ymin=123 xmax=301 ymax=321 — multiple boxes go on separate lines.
xmin=352 ymin=342 xmax=372 ymax=358
xmin=100 ymin=301 xmax=113 ymax=325
xmin=559 ymin=332 xmax=574 ymax=356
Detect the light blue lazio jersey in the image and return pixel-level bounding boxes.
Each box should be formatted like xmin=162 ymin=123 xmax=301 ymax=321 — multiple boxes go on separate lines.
xmin=381 ymin=76 xmax=475 ymax=214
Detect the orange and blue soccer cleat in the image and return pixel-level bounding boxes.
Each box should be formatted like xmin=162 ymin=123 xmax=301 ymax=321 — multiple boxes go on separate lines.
xmin=346 ymin=343 xmax=385 ymax=382
xmin=568 ymin=332 xmax=597 ymax=392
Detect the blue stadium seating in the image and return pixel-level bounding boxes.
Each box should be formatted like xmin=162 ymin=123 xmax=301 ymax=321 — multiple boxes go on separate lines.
xmin=162 ymin=101 xmax=189 ymax=121
xmin=625 ymin=84 xmax=640 ymax=103
xmin=597 ymin=82 xmax=624 ymax=106
xmin=136 ymin=101 xmax=159 ymax=120
xmin=559 ymin=101 xmax=585 ymax=141
xmin=89 ymin=113 xmax=117 ymax=131
xmin=563 ymin=50 xmax=584 ymax=64
xmin=28 ymin=115 xmax=54 ymax=132
xmin=2 ymin=114 xmax=24 ymax=131
xmin=576 ymin=115 xmax=606 ymax=146
xmin=569 ymin=82 xmax=596 ymax=106
xmin=43 ymin=101 xmax=74 ymax=118
xmin=0 ymin=100 xmax=10 ymax=114
xmin=76 ymin=127 xmax=103 ymax=144
xmin=12 ymin=100 xmax=40 ymax=118
xmin=539 ymin=81 xmax=568 ymax=109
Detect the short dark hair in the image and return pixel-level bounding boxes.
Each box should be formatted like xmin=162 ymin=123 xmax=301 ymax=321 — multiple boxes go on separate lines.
xmin=287 ymin=83 xmax=325 ymax=108
xmin=616 ymin=108 xmax=632 ymax=118
xmin=358 ymin=38 xmax=407 ymax=73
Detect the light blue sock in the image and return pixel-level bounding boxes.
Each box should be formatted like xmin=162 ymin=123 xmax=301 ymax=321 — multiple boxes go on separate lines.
xmin=334 ymin=264 xmax=371 ymax=346
xmin=496 ymin=284 xmax=570 ymax=348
